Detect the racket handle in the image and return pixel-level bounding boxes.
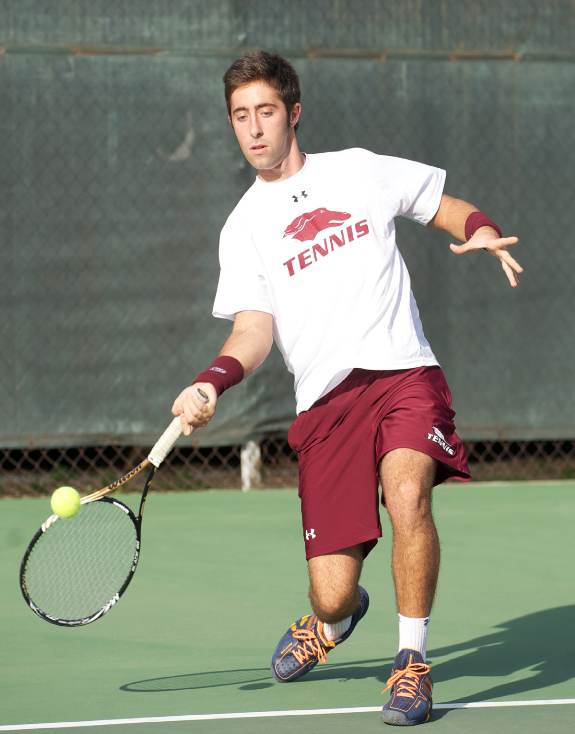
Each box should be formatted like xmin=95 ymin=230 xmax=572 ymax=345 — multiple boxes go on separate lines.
xmin=148 ymin=417 xmax=182 ymax=468
xmin=147 ymin=388 xmax=209 ymax=468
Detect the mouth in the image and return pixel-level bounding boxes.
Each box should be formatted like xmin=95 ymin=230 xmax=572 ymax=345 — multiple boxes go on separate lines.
xmin=250 ymin=144 xmax=268 ymax=153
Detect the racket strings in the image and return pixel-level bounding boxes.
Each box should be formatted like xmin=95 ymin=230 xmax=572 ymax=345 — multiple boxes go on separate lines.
xmin=23 ymin=500 xmax=138 ymax=623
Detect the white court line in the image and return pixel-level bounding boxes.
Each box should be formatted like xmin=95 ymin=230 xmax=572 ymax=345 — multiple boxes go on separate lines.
xmin=1 ymin=700 xmax=575 ymax=731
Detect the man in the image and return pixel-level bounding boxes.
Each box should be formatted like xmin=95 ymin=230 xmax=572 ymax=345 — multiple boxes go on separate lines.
xmin=172 ymin=51 xmax=522 ymax=726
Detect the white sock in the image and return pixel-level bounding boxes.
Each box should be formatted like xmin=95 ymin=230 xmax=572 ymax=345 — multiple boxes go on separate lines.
xmin=398 ymin=614 xmax=429 ymax=660
xmin=322 ymin=615 xmax=352 ymax=641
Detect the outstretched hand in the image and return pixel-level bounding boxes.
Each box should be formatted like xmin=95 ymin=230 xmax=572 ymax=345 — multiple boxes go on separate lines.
xmin=449 ymin=231 xmax=523 ymax=288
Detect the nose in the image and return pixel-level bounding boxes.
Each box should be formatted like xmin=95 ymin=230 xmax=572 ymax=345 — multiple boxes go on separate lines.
xmin=249 ymin=113 xmax=263 ymax=139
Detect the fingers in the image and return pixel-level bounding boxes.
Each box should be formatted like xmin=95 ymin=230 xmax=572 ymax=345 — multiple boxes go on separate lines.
xmin=449 ymin=242 xmax=469 ymax=255
xmin=449 ymin=241 xmax=483 ymax=254
xmin=450 ymin=234 xmax=523 ymax=288
xmin=179 ymin=413 xmax=191 ymax=437
xmin=497 ymin=250 xmax=524 ymax=274
xmin=496 ymin=249 xmax=524 ymax=288
xmin=171 ymin=383 xmax=217 ymax=436
xmin=483 ymin=236 xmax=519 ymax=251
xmin=501 ymin=260 xmax=518 ymax=288
xmin=450 ymin=235 xmax=519 ymax=255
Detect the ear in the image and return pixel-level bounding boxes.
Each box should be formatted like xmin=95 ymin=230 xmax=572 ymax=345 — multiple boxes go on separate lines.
xmin=290 ymin=102 xmax=302 ymax=128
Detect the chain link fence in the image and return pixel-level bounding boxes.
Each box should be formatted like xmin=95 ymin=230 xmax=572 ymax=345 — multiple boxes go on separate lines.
xmin=2 ymin=2 xmax=574 ymax=493
xmin=2 ymin=438 xmax=575 ymax=498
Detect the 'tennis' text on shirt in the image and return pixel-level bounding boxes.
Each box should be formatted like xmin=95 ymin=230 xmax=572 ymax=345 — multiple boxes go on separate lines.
xmin=283 ymin=219 xmax=370 ymax=277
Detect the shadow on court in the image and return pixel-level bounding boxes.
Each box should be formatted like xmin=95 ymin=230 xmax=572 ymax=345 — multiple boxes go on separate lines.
xmin=431 ymin=604 xmax=575 ymax=702
xmin=121 ymin=668 xmax=277 ymax=692
xmin=121 ymin=605 xmax=574 ymax=702
xmin=120 ymin=659 xmax=390 ymax=694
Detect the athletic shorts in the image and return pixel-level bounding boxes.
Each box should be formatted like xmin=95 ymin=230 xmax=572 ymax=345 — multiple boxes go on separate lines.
xmin=287 ymin=366 xmax=471 ymax=561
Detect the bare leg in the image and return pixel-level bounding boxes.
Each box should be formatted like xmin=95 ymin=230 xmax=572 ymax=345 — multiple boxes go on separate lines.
xmin=307 ymin=545 xmax=363 ymax=622
xmin=270 ymin=544 xmax=366 ymax=682
xmin=379 ymin=448 xmax=439 ymax=617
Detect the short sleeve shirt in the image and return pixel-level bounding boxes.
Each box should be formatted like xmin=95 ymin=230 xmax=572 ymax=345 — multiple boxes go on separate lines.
xmin=213 ymin=148 xmax=445 ymax=413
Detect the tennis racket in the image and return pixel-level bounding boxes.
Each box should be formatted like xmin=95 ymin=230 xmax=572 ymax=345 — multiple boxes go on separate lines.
xmin=20 ymin=393 xmax=205 ymax=627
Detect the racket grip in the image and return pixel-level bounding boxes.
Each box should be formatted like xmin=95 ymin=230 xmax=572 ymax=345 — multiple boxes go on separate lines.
xmin=148 ymin=389 xmax=208 ymax=467
xmin=148 ymin=417 xmax=182 ymax=468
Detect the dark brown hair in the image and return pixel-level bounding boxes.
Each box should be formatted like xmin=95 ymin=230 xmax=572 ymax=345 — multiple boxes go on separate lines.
xmin=223 ymin=50 xmax=301 ymax=128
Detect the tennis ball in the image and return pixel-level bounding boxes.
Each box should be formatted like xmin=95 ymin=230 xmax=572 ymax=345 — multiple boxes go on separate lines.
xmin=50 ymin=486 xmax=81 ymax=519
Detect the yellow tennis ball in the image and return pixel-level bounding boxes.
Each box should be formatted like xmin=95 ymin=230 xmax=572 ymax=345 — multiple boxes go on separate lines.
xmin=50 ymin=486 xmax=81 ymax=519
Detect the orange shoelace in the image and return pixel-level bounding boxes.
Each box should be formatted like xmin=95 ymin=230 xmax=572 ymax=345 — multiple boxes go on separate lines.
xmin=384 ymin=661 xmax=432 ymax=699
xmin=291 ymin=622 xmax=335 ymax=666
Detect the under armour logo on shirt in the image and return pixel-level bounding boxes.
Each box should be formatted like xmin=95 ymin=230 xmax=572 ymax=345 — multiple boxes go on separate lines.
xmin=305 ymin=528 xmax=316 ymax=540
xmin=292 ymin=191 xmax=308 ymax=203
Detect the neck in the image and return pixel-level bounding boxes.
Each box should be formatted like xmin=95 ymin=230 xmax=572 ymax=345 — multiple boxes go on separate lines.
xmin=257 ymin=135 xmax=304 ymax=183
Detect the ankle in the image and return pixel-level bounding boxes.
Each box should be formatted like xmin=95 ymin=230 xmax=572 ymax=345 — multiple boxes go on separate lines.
xmin=398 ymin=614 xmax=429 ymax=660
xmin=322 ymin=616 xmax=352 ymax=641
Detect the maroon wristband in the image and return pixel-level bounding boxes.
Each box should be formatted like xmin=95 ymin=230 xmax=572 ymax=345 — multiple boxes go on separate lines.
xmin=464 ymin=211 xmax=502 ymax=241
xmin=193 ymin=356 xmax=244 ymax=397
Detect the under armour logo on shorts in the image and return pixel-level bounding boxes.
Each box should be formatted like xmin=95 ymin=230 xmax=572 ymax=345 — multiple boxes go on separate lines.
xmin=305 ymin=528 xmax=316 ymax=540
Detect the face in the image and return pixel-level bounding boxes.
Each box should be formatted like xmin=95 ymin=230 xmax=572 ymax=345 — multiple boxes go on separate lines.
xmin=229 ymin=80 xmax=300 ymax=172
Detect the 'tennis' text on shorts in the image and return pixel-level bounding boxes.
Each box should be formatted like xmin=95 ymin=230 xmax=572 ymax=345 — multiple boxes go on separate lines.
xmin=283 ymin=219 xmax=370 ymax=277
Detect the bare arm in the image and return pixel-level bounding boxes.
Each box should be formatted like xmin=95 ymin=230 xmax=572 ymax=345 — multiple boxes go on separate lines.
xmin=218 ymin=310 xmax=274 ymax=376
xmin=172 ymin=310 xmax=274 ymax=435
xmin=429 ymin=193 xmax=523 ymax=288
xmin=428 ymin=194 xmax=477 ymax=242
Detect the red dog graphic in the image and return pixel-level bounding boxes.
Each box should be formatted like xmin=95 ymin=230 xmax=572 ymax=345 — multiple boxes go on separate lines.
xmin=283 ymin=208 xmax=351 ymax=243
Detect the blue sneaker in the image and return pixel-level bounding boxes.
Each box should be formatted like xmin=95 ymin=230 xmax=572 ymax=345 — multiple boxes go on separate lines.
xmin=271 ymin=586 xmax=369 ymax=682
xmin=381 ymin=649 xmax=433 ymax=726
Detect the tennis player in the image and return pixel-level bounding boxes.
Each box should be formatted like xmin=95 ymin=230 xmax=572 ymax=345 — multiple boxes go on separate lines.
xmin=172 ymin=51 xmax=522 ymax=726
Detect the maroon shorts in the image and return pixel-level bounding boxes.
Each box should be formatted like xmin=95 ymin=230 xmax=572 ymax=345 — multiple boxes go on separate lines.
xmin=288 ymin=366 xmax=471 ymax=561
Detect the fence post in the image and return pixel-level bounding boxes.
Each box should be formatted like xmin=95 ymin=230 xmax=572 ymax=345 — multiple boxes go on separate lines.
xmin=241 ymin=440 xmax=262 ymax=492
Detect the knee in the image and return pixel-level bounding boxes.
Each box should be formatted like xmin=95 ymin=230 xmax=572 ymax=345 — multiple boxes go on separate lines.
xmin=309 ymin=584 xmax=359 ymax=623
xmin=307 ymin=546 xmax=363 ymax=622
xmin=385 ymin=481 xmax=433 ymax=529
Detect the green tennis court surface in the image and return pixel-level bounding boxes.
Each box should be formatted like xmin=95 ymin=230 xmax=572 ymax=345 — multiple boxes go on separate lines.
xmin=1 ymin=482 xmax=574 ymax=733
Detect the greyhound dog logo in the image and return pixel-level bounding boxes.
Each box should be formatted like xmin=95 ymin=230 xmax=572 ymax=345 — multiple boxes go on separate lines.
xmin=283 ymin=208 xmax=351 ymax=243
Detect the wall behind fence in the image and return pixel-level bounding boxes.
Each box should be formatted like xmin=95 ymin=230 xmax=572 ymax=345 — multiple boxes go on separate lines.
xmin=1 ymin=0 xmax=574 ymax=448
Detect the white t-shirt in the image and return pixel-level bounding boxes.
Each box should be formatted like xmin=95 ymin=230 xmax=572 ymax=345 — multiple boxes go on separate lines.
xmin=213 ymin=148 xmax=445 ymax=414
